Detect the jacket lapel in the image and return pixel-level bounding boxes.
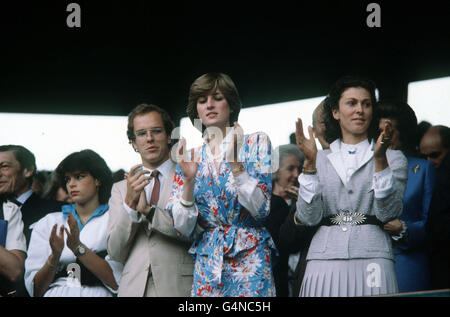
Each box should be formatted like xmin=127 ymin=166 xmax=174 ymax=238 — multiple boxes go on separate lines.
xmin=327 ymin=140 xmax=348 ymax=187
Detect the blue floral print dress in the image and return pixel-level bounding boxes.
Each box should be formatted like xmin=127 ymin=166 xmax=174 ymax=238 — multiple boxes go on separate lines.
xmin=166 ymin=131 xmax=277 ymax=297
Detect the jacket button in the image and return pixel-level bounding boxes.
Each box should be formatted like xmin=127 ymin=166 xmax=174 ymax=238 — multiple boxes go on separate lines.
xmin=348 ymin=190 xmax=353 ymax=194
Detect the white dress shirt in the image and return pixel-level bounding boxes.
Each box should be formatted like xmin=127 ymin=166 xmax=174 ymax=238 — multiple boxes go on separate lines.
xmin=2 ymin=202 xmax=27 ymax=252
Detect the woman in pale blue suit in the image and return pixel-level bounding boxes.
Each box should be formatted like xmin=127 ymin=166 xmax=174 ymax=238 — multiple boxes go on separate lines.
xmin=378 ymin=101 xmax=435 ymax=292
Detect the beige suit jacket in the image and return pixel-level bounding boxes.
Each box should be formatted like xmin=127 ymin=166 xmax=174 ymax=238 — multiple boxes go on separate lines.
xmin=106 ymin=161 xmax=194 ymax=297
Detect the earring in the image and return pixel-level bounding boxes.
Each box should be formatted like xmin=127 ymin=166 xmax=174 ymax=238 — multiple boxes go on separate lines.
xmin=134 ymin=148 xmax=139 ymax=153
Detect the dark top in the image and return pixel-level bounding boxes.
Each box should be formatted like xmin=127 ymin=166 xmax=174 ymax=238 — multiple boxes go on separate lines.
xmin=426 ymin=153 xmax=450 ymax=289
xmin=14 ymin=193 xmax=63 ymax=297
xmin=20 ymin=193 xmax=63 ymax=247
xmin=278 ymin=205 xmax=317 ymax=297
xmin=264 ymin=194 xmax=291 ymax=297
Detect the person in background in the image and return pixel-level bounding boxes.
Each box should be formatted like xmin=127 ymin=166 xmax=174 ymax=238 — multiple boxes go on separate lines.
xmin=24 ymin=149 xmax=122 ymax=297
xmin=417 ymin=121 xmax=431 ymax=150
xmin=112 ymin=169 xmax=125 ymax=184
xmin=378 ymin=100 xmax=435 ymax=292
xmin=42 ymin=171 xmax=73 ymax=205
xmin=167 ymin=72 xmax=276 ymax=297
xmin=32 ymin=170 xmax=50 ymax=197
xmin=312 ymin=98 xmax=330 ymax=150
xmin=295 ymin=75 xmax=407 ymax=297
xmin=264 ymin=144 xmax=304 ymax=296
xmin=289 ymin=133 xmax=297 ymax=145
xmin=421 ymin=125 xmax=450 ymax=289
xmin=420 ymin=125 xmax=450 ymax=170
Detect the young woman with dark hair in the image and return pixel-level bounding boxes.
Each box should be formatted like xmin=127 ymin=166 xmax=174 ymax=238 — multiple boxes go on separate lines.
xmin=25 ymin=150 xmax=122 ymax=297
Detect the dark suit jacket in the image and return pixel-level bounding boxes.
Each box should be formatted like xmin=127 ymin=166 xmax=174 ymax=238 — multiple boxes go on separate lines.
xmin=15 ymin=192 xmax=62 ymax=297
xmin=264 ymin=195 xmax=291 ymax=297
xmin=20 ymin=192 xmax=63 ymax=247
xmin=426 ymin=154 xmax=450 ymax=289
xmin=278 ymin=205 xmax=317 ymax=297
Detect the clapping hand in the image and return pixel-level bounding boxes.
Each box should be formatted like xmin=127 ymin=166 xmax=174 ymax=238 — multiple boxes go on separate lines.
xmin=65 ymin=213 xmax=81 ymax=253
xmin=374 ymin=119 xmax=393 ymax=158
xmin=285 ymin=185 xmax=299 ymax=201
xmin=177 ymin=137 xmax=198 ymax=180
xmin=49 ymin=224 xmax=65 ymax=258
xmin=124 ymin=164 xmax=151 ymax=211
xmin=295 ymin=118 xmax=317 ymax=168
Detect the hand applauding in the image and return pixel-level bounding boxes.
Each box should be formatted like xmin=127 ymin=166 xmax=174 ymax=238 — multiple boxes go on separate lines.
xmin=177 ymin=138 xmax=198 ymax=181
xmin=295 ymin=118 xmax=318 ymax=169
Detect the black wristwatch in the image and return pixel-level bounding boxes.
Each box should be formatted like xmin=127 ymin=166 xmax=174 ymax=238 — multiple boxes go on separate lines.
xmin=146 ymin=205 xmax=157 ymax=223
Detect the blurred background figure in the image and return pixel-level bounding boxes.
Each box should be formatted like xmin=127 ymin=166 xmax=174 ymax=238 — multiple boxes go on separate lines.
xmin=264 ymin=144 xmax=304 ymax=296
xmin=378 ymin=101 xmax=435 ymax=292
xmin=420 ymin=125 xmax=450 ymax=169
xmin=289 ymin=133 xmax=296 ymax=145
xmin=41 ymin=172 xmax=73 ymax=205
xmin=111 ymin=169 xmax=125 ymax=184
xmin=312 ymin=98 xmax=330 ymax=150
xmin=32 ymin=171 xmax=51 ymax=198
xmin=417 ymin=121 xmax=432 ymax=150
xmin=421 ymin=125 xmax=450 ymax=290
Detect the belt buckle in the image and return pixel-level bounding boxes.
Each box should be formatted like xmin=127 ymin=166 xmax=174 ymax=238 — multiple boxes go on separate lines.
xmin=330 ymin=210 xmax=366 ymax=232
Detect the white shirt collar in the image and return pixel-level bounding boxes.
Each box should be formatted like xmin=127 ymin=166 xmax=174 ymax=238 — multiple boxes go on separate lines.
xmin=329 ymin=138 xmax=373 ymax=153
xmin=142 ymin=158 xmax=172 ymax=178
xmin=16 ymin=189 xmax=34 ymax=205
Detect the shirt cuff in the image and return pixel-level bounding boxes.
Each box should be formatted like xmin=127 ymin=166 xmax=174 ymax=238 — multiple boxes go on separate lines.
xmin=122 ymin=202 xmax=143 ymax=223
xmin=391 ymin=220 xmax=408 ymax=241
xmin=298 ymin=173 xmax=321 ymax=204
xmin=372 ymin=167 xmax=394 ymax=198
xmin=172 ymin=199 xmax=198 ymax=237
xmin=234 ymin=171 xmax=266 ymax=217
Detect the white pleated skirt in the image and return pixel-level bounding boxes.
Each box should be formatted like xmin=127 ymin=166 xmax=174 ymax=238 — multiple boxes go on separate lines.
xmin=299 ymin=258 xmax=398 ymax=297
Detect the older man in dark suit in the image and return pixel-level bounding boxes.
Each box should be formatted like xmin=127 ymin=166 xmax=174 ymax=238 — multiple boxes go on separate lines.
xmin=0 ymin=145 xmax=61 ymax=296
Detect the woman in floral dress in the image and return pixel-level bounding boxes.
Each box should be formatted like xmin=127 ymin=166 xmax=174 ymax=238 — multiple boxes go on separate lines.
xmin=167 ymin=72 xmax=276 ymax=297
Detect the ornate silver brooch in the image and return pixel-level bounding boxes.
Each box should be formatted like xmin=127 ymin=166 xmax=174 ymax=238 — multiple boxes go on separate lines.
xmin=330 ymin=211 xmax=367 ymax=231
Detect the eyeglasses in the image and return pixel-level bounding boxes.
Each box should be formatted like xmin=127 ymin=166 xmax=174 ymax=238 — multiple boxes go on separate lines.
xmin=134 ymin=128 xmax=164 ymax=140
xmin=426 ymin=151 xmax=441 ymax=159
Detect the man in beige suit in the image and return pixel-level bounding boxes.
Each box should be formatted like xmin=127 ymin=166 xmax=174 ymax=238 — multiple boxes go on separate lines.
xmin=106 ymin=104 xmax=194 ymax=297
